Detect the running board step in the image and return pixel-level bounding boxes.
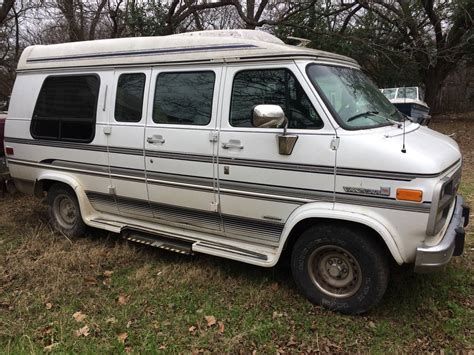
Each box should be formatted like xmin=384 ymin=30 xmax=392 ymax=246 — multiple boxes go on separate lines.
xmin=123 ymin=231 xmax=194 ymax=255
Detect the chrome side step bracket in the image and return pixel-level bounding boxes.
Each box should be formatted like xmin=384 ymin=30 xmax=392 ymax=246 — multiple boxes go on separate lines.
xmin=123 ymin=231 xmax=194 ymax=255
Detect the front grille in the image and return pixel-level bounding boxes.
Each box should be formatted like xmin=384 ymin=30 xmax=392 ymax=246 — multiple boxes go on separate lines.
xmin=426 ymin=168 xmax=461 ymax=236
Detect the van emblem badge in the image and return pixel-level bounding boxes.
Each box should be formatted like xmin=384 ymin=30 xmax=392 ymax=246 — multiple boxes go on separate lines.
xmin=343 ymin=186 xmax=391 ymax=196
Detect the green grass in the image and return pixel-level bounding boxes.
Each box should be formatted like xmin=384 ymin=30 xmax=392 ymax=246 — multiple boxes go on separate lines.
xmin=0 ymin=119 xmax=473 ymax=353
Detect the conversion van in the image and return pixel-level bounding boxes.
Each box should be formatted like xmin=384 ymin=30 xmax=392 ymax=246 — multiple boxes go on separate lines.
xmin=4 ymin=30 xmax=469 ymax=314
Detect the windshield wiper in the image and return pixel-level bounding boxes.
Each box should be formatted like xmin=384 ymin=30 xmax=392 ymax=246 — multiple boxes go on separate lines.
xmin=347 ymin=110 xmax=379 ymax=122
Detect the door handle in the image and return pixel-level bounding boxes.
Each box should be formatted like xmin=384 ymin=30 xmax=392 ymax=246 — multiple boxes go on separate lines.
xmin=147 ymin=135 xmax=165 ymax=144
xmin=222 ymin=140 xmax=244 ymax=150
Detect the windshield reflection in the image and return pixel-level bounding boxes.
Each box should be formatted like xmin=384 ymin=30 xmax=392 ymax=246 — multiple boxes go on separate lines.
xmin=307 ymin=64 xmax=404 ymax=129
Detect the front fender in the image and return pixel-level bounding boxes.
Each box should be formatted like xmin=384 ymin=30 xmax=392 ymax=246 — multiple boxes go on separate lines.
xmin=275 ymin=202 xmax=404 ymax=265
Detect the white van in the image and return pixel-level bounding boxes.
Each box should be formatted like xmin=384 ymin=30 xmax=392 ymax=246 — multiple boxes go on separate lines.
xmin=4 ymin=30 xmax=469 ymax=314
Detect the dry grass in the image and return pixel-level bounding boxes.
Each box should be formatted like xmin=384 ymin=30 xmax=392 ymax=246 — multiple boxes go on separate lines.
xmin=0 ymin=118 xmax=472 ymax=353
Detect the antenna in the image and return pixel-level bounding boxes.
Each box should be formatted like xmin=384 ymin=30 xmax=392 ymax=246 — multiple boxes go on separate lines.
xmin=401 ymin=114 xmax=407 ymax=153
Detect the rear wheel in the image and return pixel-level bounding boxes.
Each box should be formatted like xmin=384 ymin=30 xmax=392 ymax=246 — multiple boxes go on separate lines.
xmin=47 ymin=184 xmax=86 ymax=237
xmin=291 ymin=224 xmax=389 ymax=314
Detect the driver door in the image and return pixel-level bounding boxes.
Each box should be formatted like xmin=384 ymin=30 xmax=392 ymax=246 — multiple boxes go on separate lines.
xmin=216 ymin=62 xmax=337 ymax=246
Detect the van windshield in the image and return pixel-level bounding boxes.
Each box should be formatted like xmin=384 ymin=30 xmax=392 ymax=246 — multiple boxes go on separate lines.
xmin=307 ymin=64 xmax=404 ymax=129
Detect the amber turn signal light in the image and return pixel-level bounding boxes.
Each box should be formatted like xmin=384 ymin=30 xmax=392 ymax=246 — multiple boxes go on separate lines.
xmin=396 ymin=188 xmax=423 ymax=202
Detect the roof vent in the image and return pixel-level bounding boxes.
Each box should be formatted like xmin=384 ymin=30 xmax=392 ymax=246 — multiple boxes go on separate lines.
xmin=287 ymin=36 xmax=311 ymax=47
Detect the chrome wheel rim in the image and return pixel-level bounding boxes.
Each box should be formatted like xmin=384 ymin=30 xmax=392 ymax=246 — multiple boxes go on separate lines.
xmin=308 ymin=245 xmax=362 ymax=298
xmin=53 ymin=194 xmax=77 ymax=229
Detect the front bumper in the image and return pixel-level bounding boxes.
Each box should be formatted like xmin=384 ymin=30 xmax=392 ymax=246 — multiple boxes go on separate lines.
xmin=414 ymin=195 xmax=469 ymax=273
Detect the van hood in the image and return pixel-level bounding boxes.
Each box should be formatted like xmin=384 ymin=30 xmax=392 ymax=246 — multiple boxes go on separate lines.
xmin=336 ymin=124 xmax=461 ymax=175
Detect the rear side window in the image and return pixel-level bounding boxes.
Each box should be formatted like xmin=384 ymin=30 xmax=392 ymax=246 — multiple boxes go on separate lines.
xmin=230 ymin=69 xmax=323 ymax=129
xmin=31 ymin=75 xmax=99 ymax=142
xmin=153 ymin=71 xmax=215 ymax=125
xmin=115 ymin=73 xmax=145 ymax=122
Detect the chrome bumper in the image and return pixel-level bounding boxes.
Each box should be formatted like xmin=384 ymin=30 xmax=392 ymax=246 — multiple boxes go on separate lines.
xmin=415 ymin=195 xmax=469 ymax=273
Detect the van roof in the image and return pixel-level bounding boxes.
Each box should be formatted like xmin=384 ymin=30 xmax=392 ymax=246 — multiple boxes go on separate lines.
xmin=17 ymin=29 xmax=359 ymax=71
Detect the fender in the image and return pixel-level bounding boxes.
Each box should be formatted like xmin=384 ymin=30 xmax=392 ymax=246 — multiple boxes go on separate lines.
xmin=275 ymin=202 xmax=404 ymax=265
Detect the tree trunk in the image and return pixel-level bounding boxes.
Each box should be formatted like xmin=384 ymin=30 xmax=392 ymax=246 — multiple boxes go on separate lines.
xmin=245 ymin=0 xmax=255 ymax=29
xmin=423 ymin=61 xmax=454 ymax=113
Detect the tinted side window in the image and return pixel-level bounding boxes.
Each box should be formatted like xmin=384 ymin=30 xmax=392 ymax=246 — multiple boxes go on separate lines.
xmin=31 ymin=75 xmax=99 ymax=142
xmin=115 ymin=73 xmax=145 ymax=122
xmin=230 ymin=69 xmax=323 ymax=129
xmin=153 ymin=71 xmax=215 ymax=125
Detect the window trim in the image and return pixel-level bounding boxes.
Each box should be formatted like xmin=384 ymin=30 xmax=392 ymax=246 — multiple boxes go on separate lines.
xmin=305 ymin=63 xmax=392 ymax=131
xmin=228 ymin=67 xmax=324 ymax=130
xmin=30 ymin=73 xmax=100 ymax=143
xmin=152 ymin=70 xmax=216 ymax=126
xmin=114 ymin=72 xmax=146 ymax=123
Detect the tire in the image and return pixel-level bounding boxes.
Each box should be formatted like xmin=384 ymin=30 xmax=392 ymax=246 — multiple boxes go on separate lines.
xmin=291 ymin=223 xmax=389 ymax=314
xmin=47 ymin=183 xmax=86 ymax=238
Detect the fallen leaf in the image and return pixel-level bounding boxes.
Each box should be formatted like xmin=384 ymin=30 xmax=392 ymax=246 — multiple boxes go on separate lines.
xmin=72 ymin=311 xmax=87 ymax=322
xmin=287 ymin=336 xmax=297 ymax=346
xmin=272 ymin=311 xmax=283 ymax=319
xmin=103 ymin=270 xmax=114 ymax=277
xmin=117 ymin=294 xmax=130 ymax=305
xmin=106 ymin=317 xmax=117 ymax=324
xmin=126 ymin=320 xmax=133 ymax=328
xmin=125 ymin=346 xmax=132 ymax=353
xmin=45 ymin=302 xmax=53 ymax=310
xmin=188 ymin=325 xmax=196 ymax=333
xmin=74 ymin=325 xmax=90 ymax=337
xmin=117 ymin=332 xmax=128 ymax=344
xmin=38 ymin=326 xmax=53 ymax=336
xmin=270 ymin=282 xmax=279 ymax=291
xmin=44 ymin=343 xmax=59 ymax=352
xmin=218 ymin=321 xmax=225 ymax=334
xmin=204 ymin=315 xmax=216 ymax=327
xmin=368 ymin=321 xmax=376 ymax=329
xmin=84 ymin=276 xmax=97 ymax=285
xmin=159 ymin=345 xmax=166 ymax=350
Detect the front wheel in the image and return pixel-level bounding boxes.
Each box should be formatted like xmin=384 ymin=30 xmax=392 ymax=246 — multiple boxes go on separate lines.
xmin=47 ymin=184 xmax=86 ymax=238
xmin=291 ymin=224 xmax=389 ymax=314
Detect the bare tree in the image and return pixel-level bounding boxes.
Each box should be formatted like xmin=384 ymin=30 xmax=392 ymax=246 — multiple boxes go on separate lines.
xmin=54 ymin=0 xmax=109 ymax=41
xmin=0 ymin=0 xmax=15 ymax=26
xmin=281 ymin=0 xmax=473 ymax=109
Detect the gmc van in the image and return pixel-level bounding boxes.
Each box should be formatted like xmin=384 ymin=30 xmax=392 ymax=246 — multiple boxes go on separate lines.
xmin=4 ymin=30 xmax=469 ymax=314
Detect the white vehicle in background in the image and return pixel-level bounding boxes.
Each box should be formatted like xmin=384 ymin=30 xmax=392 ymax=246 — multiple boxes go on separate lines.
xmin=4 ymin=30 xmax=469 ymax=314
xmin=381 ymin=87 xmax=431 ymax=125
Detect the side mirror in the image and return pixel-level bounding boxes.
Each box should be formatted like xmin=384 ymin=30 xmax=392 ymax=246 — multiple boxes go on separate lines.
xmin=251 ymin=104 xmax=298 ymax=156
xmin=252 ymin=104 xmax=288 ymax=132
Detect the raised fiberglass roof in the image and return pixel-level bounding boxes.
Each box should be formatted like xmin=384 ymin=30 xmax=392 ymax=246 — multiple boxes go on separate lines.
xmin=17 ymin=29 xmax=358 ymax=71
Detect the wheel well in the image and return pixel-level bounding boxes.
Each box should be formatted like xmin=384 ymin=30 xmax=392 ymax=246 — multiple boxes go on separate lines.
xmin=283 ymin=218 xmax=394 ymax=263
xmin=34 ymin=179 xmax=74 ymax=198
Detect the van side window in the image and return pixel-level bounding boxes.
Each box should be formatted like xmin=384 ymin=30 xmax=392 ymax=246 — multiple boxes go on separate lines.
xmin=115 ymin=73 xmax=145 ymax=122
xmin=230 ymin=69 xmax=323 ymax=129
xmin=31 ymin=75 xmax=99 ymax=142
xmin=153 ymin=71 xmax=215 ymax=125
